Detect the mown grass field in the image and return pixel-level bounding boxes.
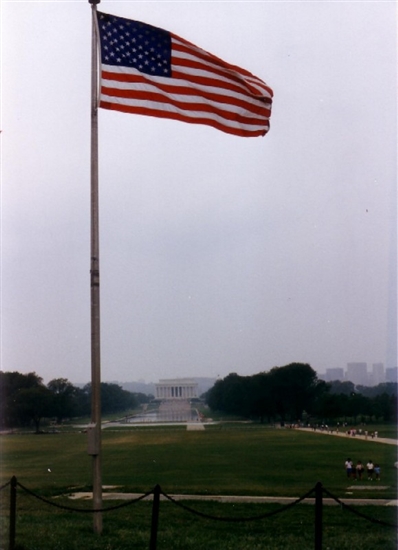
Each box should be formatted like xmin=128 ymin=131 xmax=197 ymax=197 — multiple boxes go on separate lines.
xmin=0 ymin=423 xmax=397 ymax=549
xmin=1 ymin=424 xmax=396 ymax=498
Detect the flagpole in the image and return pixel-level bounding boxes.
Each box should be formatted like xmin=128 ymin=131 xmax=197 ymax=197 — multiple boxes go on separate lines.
xmin=88 ymin=0 xmax=102 ymax=535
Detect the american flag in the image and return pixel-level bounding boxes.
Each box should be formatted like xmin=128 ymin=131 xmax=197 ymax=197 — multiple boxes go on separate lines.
xmin=96 ymin=12 xmax=273 ymax=138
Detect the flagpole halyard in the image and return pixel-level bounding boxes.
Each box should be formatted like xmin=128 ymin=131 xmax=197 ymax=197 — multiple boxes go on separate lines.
xmin=88 ymin=0 xmax=102 ymax=535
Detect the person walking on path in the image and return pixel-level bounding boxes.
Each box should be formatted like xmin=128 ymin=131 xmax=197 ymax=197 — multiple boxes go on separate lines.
xmin=374 ymin=464 xmax=381 ymax=480
xmin=356 ymin=460 xmax=364 ymax=480
xmin=345 ymin=458 xmax=353 ymax=479
xmin=367 ymin=460 xmax=374 ymax=480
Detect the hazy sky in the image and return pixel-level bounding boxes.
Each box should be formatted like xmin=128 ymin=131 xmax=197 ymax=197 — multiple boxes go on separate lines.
xmin=1 ymin=1 xmax=396 ymax=385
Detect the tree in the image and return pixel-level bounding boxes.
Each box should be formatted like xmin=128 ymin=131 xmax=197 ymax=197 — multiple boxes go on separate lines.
xmin=206 ymin=364 xmax=327 ymax=422
xmin=314 ymin=391 xmax=342 ymax=422
xmin=133 ymin=392 xmax=153 ymax=405
xmin=268 ymin=363 xmax=323 ymax=421
xmin=371 ymin=393 xmax=397 ymax=422
xmin=328 ymin=380 xmax=356 ymax=396
xmin=206 ymin=373 xmax=252 ymax=416
xmin=0 ymin=371 xmax=141 ymax=429
xmin=47 ymin=378 xmax=79 ymax=422
xmin=356 ymin=383 xmax=397 ymax=399
xmin=247 ymin=373 xmax=276 ymax=422
xmin=0 ymin=371 xmax=43 ymax=428
xmin=343 ymin=392 xmax=372 ymax=421
xmin=222 ymin=374 xmax=251 ymax=416
xmin=14 ymin=386 xmax=54 ymax=433
xmin=205 ymin=379 xmax=224 ymax=412
xmin=83 ymin=382 xmax=137 ymax=415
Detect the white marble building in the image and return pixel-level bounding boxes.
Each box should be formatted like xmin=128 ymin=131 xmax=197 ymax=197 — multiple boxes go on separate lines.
xmin=155 ymin=378 xmax=198 ymax=400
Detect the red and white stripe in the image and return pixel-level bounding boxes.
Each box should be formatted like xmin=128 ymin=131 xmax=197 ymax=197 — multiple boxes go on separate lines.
xmin=99 ymin=33 xmax=273 ymax=138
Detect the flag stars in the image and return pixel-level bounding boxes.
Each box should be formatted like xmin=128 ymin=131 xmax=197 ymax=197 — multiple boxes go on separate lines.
xmin=98 ymin=13 xmax=171 ymax=77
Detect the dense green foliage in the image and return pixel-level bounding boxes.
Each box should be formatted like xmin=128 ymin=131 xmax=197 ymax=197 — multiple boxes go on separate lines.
xmin=0 ymin=372 xmax=148 ymax=432
xmin=205 ymin=364 xmax=397 ymax=423
xmin=206 ymin=364 xmax=325 ymax=421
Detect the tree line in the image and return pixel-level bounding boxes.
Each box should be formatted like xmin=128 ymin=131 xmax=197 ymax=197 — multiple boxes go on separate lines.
xmin=0 ymin=371 xmax=150 ymax=433
xmin=205 ymin=363 xmax=397 ymax=424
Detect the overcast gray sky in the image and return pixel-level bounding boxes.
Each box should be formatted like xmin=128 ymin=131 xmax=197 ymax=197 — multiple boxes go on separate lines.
xmin=1 ymin=1 xmax=396 ymax=385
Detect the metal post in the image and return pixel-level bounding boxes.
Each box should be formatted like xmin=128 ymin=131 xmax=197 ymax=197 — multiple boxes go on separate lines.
xmin=9 ymin=476 xmax=17 ymax=550
xmin=149 ymin=485 xmax=161 ymax=550
xmin=89 ymin=0 xmax=102 ymax=535
xmin=314 ymin=481 xmax=323 ymax=550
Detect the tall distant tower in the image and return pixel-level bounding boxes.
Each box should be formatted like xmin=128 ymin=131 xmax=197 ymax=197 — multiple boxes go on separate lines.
xmin=371 ymin=363 xmax=385 ymax=386
xmin=386 ymin=164 xmax=397 ymax=370
xmin=386 ymin=367 xmax=398 ymax=383
xmin=346 ymin=363 xmax=368 ymax=386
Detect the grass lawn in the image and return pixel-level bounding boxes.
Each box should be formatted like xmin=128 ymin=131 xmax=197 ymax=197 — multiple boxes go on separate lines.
xmin=0 ymin=495 xmax=396 ymax=550
xmin=0 ymin=423 xmax=396 ymax=549
xmin=0 ymin=424 xmax=396 ymax=498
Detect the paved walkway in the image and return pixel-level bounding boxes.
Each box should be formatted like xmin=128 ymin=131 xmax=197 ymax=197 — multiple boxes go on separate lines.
xmin=296 ymin=427 xmax=398 ymax=446
xmin=68 ymin=490 xmax=397 ymax=506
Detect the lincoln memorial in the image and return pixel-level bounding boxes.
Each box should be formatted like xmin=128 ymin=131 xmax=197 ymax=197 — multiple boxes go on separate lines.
xmin=155 ymin=378 xmax=198 ymax=400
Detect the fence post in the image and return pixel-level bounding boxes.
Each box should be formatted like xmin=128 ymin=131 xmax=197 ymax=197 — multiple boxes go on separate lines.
xmin=9 ymin=476 xmax=17 ymax=550
xmin=149 ymin=485 xmax=161 ymax=550
xmin=314 ymin=481 xmax=323 ymax=550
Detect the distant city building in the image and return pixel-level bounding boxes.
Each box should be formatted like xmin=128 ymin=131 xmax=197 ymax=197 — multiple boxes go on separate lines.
xmin=320 ymin=362 xmax=388 ymax=387
xmin=155 ymin=378 xmax=198 ymax=400
xmin=324 ymin=368 xmax=344 ymax=382
xmin=385 ymin=367 xmax=398 ymax=383
xmin=346 ymin=362 xmax=368 ymax=386
xmin=371 ymin=363 xmax=385 ymax=386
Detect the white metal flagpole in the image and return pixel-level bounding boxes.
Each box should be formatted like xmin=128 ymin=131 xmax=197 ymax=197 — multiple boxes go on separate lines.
xmin=88 ymin=0 xmax=102 ymax=535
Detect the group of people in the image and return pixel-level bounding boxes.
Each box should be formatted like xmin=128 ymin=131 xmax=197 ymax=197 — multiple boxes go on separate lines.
xmin=346 ymin=429 xmax=378 ymax=439
xmin=345 ymin=458 xmax=381 ymax=481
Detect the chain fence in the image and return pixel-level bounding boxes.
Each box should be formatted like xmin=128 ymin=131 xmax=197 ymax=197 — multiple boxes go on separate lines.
xmin=1 ymin=476 xmax=396 ymax=550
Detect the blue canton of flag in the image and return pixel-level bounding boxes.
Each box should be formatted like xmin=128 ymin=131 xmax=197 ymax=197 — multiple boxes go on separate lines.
xmin=98 ymin=14 xmax=172 ymax=78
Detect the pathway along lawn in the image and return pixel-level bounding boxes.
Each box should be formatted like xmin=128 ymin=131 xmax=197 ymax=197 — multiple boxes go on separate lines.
xmin=296 ymin=426 xmax=398 ymax=445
